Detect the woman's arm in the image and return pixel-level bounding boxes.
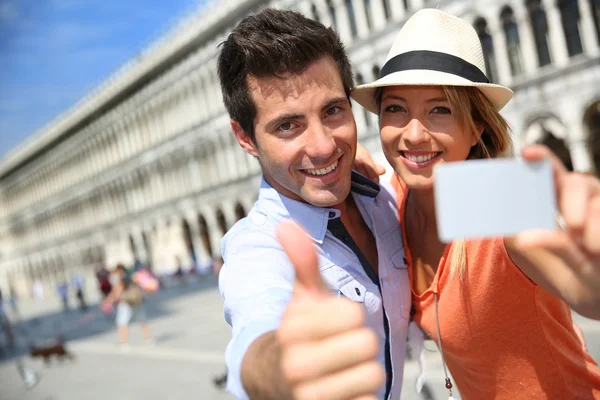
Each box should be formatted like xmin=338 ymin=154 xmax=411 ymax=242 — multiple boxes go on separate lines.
xmin=103 ymin=280 xmax=123 ymax=305
xmin=505 ymin=145 xmax=600 ymax=319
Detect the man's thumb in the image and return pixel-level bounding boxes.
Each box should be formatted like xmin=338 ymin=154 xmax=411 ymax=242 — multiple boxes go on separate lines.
xmin=276 ymin=220 xmax=328 ymax=296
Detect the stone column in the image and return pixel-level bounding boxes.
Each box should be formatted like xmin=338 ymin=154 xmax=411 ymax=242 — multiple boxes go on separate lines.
xmin=332 ymin=0 xmax=353 ymax=43
xmin=543 ymin=0 xmax=570 ymax=66
xmin=410 ymin=0 xmax=425 ymax=11
xmin=314 ymin=0 xmax=333 ymax=28
xmin=578 ymin=0 xmax=600 ymax=57
xmin=568 ymin=120 xmax=596 ymax=174
xmin=488 ymin=18 xmax=513 ymax=85
xmin=368 ymin=0 xmax=387 ymax=30
xmin=184 ymin=212 xmax=212 ymax=269
xmin=203 ymin=210 xmax=225 ymax=259
xmin=351 ymin=0 xmax=370 ymax=37
xmin=131 ymin=227 xmax=148 ymax=265
xmin=221 ymin=201 xmax=239 ymax=232
xmin=389 ymin=0 xmax=406 ymax=22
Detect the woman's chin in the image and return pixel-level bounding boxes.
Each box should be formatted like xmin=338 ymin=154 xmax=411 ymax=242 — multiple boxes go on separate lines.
xmin=403 ymin=179 xmax=434 ymax=191
xmin=394 ymin=166 xmax=434 ymax=190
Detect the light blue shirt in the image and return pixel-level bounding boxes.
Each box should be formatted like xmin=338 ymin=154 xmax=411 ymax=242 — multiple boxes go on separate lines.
xmin=219 ymin=172 xmax=411 ymax=400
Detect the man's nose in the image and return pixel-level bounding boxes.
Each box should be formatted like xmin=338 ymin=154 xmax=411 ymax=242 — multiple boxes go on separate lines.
xmin=304 ymin=124 xmax=336 ymax=159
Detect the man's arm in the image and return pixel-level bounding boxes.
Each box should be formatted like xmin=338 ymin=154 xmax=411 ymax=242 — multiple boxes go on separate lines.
xmin=241 ymin=331 xmax=292 ymax=400
xmin=223 ymin=223 xmax=384 ymax=400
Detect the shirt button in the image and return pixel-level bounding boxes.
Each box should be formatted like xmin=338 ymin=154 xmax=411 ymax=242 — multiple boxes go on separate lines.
xmin=328 ymin=211 xmax=335 ymax=218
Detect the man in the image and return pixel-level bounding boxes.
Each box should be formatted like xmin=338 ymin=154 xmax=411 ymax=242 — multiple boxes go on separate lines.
xmin=217 ymin=9 xmax=410 ymax=400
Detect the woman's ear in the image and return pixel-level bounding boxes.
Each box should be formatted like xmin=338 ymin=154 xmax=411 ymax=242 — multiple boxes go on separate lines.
xmin=231 ymin=120 xmax=259 ymax=157
xmin=471 ymin=122 xmax=485 ymax=147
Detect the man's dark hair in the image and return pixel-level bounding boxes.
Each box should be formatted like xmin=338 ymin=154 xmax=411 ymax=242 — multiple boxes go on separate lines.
xmin=217 ymin=8 xmax=354 ymax=142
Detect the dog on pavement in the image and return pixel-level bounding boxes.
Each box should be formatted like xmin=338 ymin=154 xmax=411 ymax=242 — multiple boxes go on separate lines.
xmin=29 ymin=335 xmax=74 ymax=365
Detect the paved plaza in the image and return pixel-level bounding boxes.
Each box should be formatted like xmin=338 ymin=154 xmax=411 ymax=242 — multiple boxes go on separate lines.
xmin=1 ymin=276 xmax=599 ymax=400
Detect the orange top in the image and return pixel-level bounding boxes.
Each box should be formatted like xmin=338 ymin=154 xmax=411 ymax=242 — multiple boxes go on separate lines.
xmin=393 ymin=175 xmax=600 ymax=400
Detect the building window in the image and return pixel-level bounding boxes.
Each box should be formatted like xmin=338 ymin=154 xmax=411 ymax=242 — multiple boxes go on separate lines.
xmin=372 ymin=64 xmax=380 ymax=80
xmin=527 ymin=0 xmax=552 ymax=66
xmin=474 ymin=18 xmax=498 ymax=82
xmin=327 ymin=0 xmax=337 ymax=30
xmin=501 ymin=6 xmax=524 ymax=76
xmin=346 ymin=0 xmax=358 ymax=37
xmin=559 ymin=0 xmax=583 ymax=56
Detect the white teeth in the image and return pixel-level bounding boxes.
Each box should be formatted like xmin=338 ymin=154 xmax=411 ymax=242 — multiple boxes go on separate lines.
xmin=405 ymin=153 xmax=438 ymax=163
xmin=306 ymin=160 xmax=338 ymax=176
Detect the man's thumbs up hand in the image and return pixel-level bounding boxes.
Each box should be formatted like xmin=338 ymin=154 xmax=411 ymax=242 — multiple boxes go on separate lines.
xmin=276 ymin=220 xmax=385 ymax=400
xmin=277 ymin=219 xmax=329 ymax=299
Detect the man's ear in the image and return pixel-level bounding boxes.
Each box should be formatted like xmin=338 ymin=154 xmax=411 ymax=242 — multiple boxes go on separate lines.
xmin=231 ymin=120 xmax=258 ymax=157
xmin=471 ymin=122 xmax=485 ymax=147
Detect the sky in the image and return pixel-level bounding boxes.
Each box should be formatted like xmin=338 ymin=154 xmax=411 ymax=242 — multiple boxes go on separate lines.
xmin=0 ymin=0 xmax=207 ymax=159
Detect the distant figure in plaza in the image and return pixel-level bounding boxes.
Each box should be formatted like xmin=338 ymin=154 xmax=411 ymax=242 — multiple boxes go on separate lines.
xmin=0 ymin=289 xmax=15 ymax=350
xmin=32 ymin=280 xmax=44 ymax=302
xmin=71 ymin=274 xmax=87 ymax=312
xmin=103 ymin=264 xmax=153 ymax=349
xmin=56 ymin=281 xmax=69 ymax=312
xmin=95 ymin=266 xmax=113 ymax=298
xmin=8 ymin=285 xmax=20 ymax=321
xmin=174 ymin=256 xmax=187 ymax=286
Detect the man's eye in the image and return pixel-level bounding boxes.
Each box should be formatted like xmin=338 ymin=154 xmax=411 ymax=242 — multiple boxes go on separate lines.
xmin=326 ymin=106 xmax=341 ymax=116
xmin=432 ymin=106 xmax=451 ymax=115
xmin=278 ymin=122 xmax=294 ymax=131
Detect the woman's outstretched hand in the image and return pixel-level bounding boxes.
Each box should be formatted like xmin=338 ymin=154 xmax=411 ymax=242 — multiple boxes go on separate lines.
xmin=515 ymin=144 xmax=600 ymax=308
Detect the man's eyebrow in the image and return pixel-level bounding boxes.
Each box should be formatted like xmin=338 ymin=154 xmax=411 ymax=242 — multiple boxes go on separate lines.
xmin=265 ymin=113 xmax=304 ymax=131
xmin=321 ymin=96 xmax=349 ymax=112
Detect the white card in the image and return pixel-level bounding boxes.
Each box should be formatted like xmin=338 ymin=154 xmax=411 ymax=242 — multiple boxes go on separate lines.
xmin=434 ymin=158 xmax=557 ymax=243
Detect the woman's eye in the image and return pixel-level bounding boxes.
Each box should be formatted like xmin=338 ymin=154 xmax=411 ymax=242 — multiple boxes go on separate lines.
xmin=432 ymin=106 xmax=451 ymax=115
xmin=384 ymin=104 xmax=404 ymax=113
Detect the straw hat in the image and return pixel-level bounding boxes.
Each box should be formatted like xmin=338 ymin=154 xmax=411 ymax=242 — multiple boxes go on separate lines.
xmin=351 ymin=8 xmax=514 ymax=113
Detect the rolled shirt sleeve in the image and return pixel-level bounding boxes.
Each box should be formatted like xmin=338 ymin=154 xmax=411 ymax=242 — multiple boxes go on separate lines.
xmin=219 ymin=229 xmax=295 ymax=399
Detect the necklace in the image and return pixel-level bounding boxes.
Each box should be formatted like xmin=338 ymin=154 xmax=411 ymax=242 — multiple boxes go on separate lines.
xmin=435 ymin=292 xmax=456 ymax=400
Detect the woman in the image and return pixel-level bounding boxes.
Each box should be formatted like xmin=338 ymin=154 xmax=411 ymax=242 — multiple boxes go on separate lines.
xmin=352 ymin=9 xmax=600 ymax=399
xmin=103 ymin=264 xmax=153 ymax=349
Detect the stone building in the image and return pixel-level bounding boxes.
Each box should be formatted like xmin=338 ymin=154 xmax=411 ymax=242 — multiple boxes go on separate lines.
xmin=0 ymin=0 xmax=598 ymax=296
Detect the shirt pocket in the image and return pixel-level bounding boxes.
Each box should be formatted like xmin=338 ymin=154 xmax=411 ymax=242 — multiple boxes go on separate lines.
xmin=390 ymin=248 xmax=408 ymax=269
xmin=388 ymin=249 xmax=411 ymax=321
xmin=337 ymin=277 xmax=367 ymax=303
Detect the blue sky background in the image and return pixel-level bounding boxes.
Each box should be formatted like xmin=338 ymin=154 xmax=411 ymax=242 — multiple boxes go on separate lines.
xmin=0 ymin=0 xmax=206 ymax=158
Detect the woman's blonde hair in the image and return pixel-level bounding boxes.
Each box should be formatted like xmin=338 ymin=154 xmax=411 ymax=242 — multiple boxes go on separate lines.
xmin=442 ymin=86 xmax=513 ymax=279
xmin=376 ymin=85 xmax=513 ymax=279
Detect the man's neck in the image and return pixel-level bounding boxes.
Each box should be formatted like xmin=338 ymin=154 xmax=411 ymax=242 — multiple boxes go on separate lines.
xmin=333 ymin=194 xmax=369 ymax=233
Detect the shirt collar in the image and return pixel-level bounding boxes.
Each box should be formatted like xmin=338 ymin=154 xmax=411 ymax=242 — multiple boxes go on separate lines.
xmin=256 ymin=171 xmax=380 ymax=244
